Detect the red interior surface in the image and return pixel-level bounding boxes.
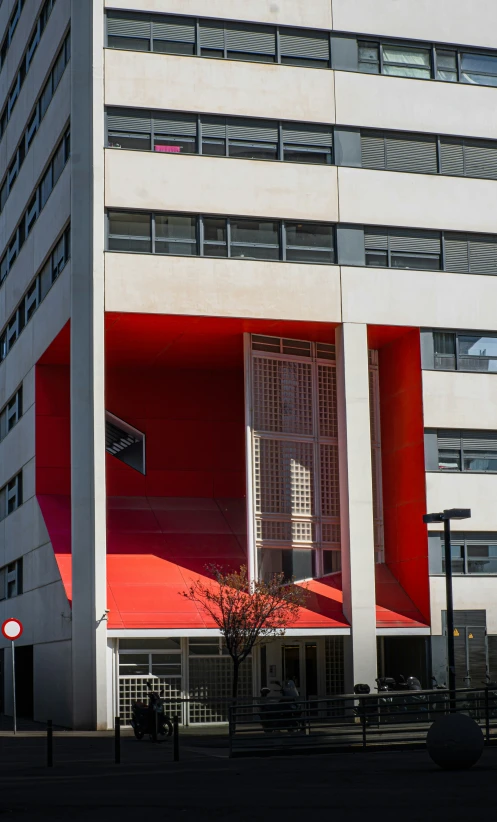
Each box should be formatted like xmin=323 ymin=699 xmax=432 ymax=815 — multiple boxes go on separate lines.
xmin=376 ymin=327 xmax=430 ymax=623
xmin=35 ymin=316 xmax=428 ymax=630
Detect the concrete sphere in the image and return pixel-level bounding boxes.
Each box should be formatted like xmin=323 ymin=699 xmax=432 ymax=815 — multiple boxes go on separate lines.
xmin=427 ymin=714 xmax=484 ymax=770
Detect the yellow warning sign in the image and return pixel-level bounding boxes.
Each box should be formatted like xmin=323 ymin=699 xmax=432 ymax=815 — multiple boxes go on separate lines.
xmin=469 ymin=633 xmax=474 ymax=639
xmin=454 ymin=629 xmax=460 ymax=637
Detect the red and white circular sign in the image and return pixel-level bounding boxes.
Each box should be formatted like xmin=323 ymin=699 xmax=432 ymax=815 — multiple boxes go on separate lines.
xmin=2 ymin=618 xmax=23 ymax=640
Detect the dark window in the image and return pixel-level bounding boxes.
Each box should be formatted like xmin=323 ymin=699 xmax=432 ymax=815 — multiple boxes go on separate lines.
xmin=285 ymin=222 xmax=334 ymax=263
xmin=154 ymin=214 xmax=197 ymax=255
xmin=152 ymin=16 xmax=195 ymax=56
xmin=203 ymin=217 xmax=227 ymax=256
xmin=433 ymin=331 xmax=456 ymax=370
xmin=461 ymin=51 xmax=497 ymax=87
xmin=154 ymin=112 xmax=196 ymax=153
xmin=436 ymin=430 xmax=497 ymax=473
xmin=225 ymin=22 xmax=275 ymax=63
xmin=442 ymin=534 xmax=497 ymax=575
xmin=108 ymin=212 xmax=151 ymax=252
xmin=437 ymin=49 xmax=457 ymax=82
xmin=358 ymin=41 xmax=380 ymax=73
xmin=106 ymin=12 xmax=151 ymax=51
xmin=365 ymin=228 xmax=441 ymax=270
xmin=230 ymin=218 xmax=280 ymax=260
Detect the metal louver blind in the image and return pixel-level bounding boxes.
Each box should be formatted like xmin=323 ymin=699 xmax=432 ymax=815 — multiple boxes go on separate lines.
xmin=199 ymin=20 xmax=224 ymax=49
xmin=154 ymin=113 xmax=196 ymax=135
xmin=464 ymin=139 xmax=497 ymax=180
xmin=225 ymin=23 xmax=275 ymax=55
xmin=444 ymin=234 xmax=469 ymax=273
xmin=227 ymin=118 xmax=278 ymax=142
xmin=440 ymin=138 xmax=465 ymax=176
xmin=454 ymin=610 xmax=487 ymax=627
xmin=454 ymin=632 xmax=467 ymax=688
xmin=385 ymin=133 xmax=437 ymax=173
xmin=107 ymin=14 xmax=151 ymax=38
xmin=282 ymin=122 xmax=332 ymax=146
xmin=468 ymin=627 xmax=488 ymax=686
xmin=107 ymin=110 xmax=151 ymax=133
xmin=201 ymin=116 xmax=226 ymax=138
xmin=469 ymin=236 xmax=497 ymax=274
xmin=388 ymin=229 xmax=440 ymax=253
xmin=152 ymin=17 xmax=195 ymax=44
xmin=361 ymin=133 xmax=386 ymax=169
xmin=461 ymin=431 xmax=497 ymax=450
xmin=437 ymin=431 xmax=461 ymax=449
xmin=280 ymin=29 xmax=329 ymax=59
xmin=365 ymin=228 xmax=388 ymax=249
xmin=488 ymin=635 xmax=497 ymax=679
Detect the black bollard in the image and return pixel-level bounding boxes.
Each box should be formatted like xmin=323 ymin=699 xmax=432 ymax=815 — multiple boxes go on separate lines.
xmin=115 ymin=716 xmax=121 ymax=764
xmin=173 ymin=714 xmax=179 ymax=761
xmin=47 ymin=719 xmax=53 ymax=767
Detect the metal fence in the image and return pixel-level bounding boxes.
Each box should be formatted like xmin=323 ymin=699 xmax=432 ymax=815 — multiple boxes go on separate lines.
xmin=228 ymin=687 xmax=497 ymax=756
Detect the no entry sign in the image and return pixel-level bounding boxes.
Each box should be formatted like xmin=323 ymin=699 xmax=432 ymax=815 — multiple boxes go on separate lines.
xmin=2 ymin=618 xmax=23 ymax=640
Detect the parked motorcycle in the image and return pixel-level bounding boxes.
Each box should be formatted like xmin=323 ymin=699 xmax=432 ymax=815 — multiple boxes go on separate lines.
xmin=259 ymin=680 xmax=305 ymax=733
xmin=131 ymin=681 xmax=173 ymax=741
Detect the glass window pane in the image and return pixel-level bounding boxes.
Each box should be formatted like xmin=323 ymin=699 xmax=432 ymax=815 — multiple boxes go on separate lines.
xmin=438 ymin=449 xmax=461 ymax=471
xmin=359 ymin=42 xmax=379 ymax=73
xmin=119 ymin=638 xmax=181 ymax=650
xmin=467 ymin=545 xmax=497 ymax=574
xmin=228 ymin=141 xmax=277 ymax=160
xmin=434 ymin=332 xmax=456 ymax=370
xmin=458 ymin=335 xmax=497 ymax=372
xmin=391 ymin=253 xmax=440 ymax=270
xmin=384 ymin=65 xmax=431 ymax=79
xmin=109 ymin=133 xmax=151 ymax=150
xmin=230 ymin=218 xmax=279 ymax=245
xmin=442 ymin=545 xmax=464 ymax=574
xmin=463 ymin=453 xmax=497 ymax=472
xmin=383 ymin=45 xmax=430 ymax=67
xmin=153 ymin=40 xmax=194 ymax=56
xmin=323 ymin=550 xmax=341 ymax=575
xmin=437 ymin=50 xmax=457 ymax=70
xmin=203 ymin=217 xmax=227 ymax=256
xmin=108 ymin=211 xmax=151 ymax=252
xmin=189 ymin=640 xmax=220 ymax=655
xmin=108 ymin=35 xmax=150 ymax=51
xmin=461 ymin=52 xmax=497 ymax=76
xmin=231 ymin=244 xmax=280 ymax=261
xmin=202 ymin=138 xmax=226 ymax=156
xmin=283 ymin=147 xmax=331 ymax=165
xmin=286 ymin=222 xmax=333 ymax=249
xmin=366 ymin=250 xmax=388 ymax=267
xmin=462 ymin=72 xmax=497 ymax=87
xmin=154 ymin=136 xmax=196 ymax=154
xmin=118 ymin=653 xmax=149 ymax=676
xmin=155 ymin=214 xmax=197 ymax=255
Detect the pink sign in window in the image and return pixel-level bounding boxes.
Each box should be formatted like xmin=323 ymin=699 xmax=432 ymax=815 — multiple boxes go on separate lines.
xmin=155 ymin=145 xmax=181 ymax=153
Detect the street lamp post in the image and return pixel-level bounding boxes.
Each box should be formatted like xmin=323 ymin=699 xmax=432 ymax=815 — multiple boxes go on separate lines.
xmin=423 ymin=508 xmax=471 ymax=701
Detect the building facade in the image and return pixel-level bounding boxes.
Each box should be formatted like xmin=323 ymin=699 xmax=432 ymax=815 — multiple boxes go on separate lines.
xmin=2 ymin=0 xmax=497 ymax=727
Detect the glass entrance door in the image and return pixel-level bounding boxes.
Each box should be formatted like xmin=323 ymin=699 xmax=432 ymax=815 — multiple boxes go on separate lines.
xmin=281 ymin=641 xmax=319 ymax=697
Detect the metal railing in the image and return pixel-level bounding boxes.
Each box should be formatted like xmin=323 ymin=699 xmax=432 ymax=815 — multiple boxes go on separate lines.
xmin=228 ymin=687 xmax=497 ymax=756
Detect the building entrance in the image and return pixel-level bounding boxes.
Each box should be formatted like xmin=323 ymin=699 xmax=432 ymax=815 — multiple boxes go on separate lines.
xmin=281 ymin=642 xmax=319 ymax=697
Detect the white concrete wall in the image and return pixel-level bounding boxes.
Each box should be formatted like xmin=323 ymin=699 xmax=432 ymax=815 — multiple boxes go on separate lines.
xmin=105 ymin=150 xmax=338 ymax=222
xmin=341 ymin=267 xmax=497 ymax=331
xmin=332 ymin=0 xmax=497 ymax=50
xmin=338 ymin=167 xmax=497 ymax=235
xmin=426 ymin=473 xmax=497 ymax=531
xmin=104 ymin=50 xmax=335 ymax=124
xmin=335 ymin=72 xmax=497 ymax=141
xmin=105 ymin=0 xmax=333 ymax=28
xmin=105 ymin=252 xmax=342 ymax=322
xmin=423 ymin=371 xmax=497 ymax=430
xmin=430 ymin=576 xmax=497 ymax=634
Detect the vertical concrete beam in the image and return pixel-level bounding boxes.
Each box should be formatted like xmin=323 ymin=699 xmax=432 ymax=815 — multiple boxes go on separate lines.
xmin=336 ymin=323 xmax=377 ymax=692
xmin=70 ymin=0 xmax=108 ymax=729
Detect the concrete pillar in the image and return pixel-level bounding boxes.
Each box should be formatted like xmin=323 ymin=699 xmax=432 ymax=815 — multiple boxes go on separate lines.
xmin=336 ymin=323 xmax=377 ymax=692
xmin=70 ymin=0 xmax=108 ymax=729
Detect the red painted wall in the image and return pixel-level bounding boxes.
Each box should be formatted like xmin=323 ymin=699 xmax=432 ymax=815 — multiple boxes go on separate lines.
xmin=378 ymin=329 xmax=430 ymax=622
xmin=35 ymin=364 xmax=71 ymax=496
xmin=105 ymin=367 xmax=246 ymax=498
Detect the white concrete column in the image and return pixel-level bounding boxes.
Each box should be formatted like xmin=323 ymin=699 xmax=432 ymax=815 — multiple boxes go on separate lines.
xmin=70 ymin=0 xmax=108 ymax=729
xmin=336 ymin=323 xmax=377 ymax=692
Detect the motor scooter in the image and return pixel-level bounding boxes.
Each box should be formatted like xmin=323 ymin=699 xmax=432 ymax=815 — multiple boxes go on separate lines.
xmin=258 ymin=680 xmax=305 ymax=733
xmin=131 ymin=681 xmax=174 ymax=741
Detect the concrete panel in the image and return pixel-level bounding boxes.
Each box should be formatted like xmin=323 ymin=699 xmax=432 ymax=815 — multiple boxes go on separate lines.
xmin=430 ymin=576 xmax=497 ymax=635
xmin=105 ymin=252 xmax=342 ymax=322
xmin=104 ymin=0 xmax=333 ymax=28
xmin=426 ymin=472 xmax=497 ymax=532
xmin=23 ymin=366 xmax=35 ymax=411
xmin=34 ymin=640 xmax=73 ymax=727
xmin=3 ymin=1 xmax=70 ymax=160
xmin=4 ymin=495 xmax=37 ymax=566
xmin=23 ymin=541 xmax=62 ymax=592
xmin=341 ymin=267 xmax=497 ymax=332
xmin=335 ymin=71 xmax=497 ymax=141
xmin=0 ymin=579 xmax=72 ymax=649
xmin=423 ymin=370 xmax=497 ymax=430
xmin=0 ymin=403 xmax=34 ymax=489
xmin=332 ymin=0 xmax=497 ymax=51
xmin=104 ymin=50 xmax=336 ymax=124
xmin=105 ymin=150 xmax=339 ymax=222
xmin=338 ymin=167 xmax=497 ymax=235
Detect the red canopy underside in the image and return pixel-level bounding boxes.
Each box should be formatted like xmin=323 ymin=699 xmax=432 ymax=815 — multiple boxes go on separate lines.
xmin=37 ymin=495 xmax=427 ymax=630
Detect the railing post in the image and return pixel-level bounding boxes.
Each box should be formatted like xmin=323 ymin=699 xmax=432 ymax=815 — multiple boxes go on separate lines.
xmin=47 ymin=719 xmax=53 ymax=767
xmin=360 ymin=698 xmax=367 ymax=748
xmin=485 ymin=688 xmax=490 ymax=743
xmin=115 ymin=715 xmax=121 ymax=763
xmin=173 ymin=714 xmax=179 ymax=761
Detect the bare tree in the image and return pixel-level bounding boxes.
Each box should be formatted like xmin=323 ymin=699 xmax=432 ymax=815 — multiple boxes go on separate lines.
xmin=183 ymin=565 xmax=308 ymax=698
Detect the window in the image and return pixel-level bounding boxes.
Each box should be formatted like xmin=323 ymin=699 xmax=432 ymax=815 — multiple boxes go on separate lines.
xmin=365 ymin=227 xmax=441 ymax=270
xmin=361 ymin=130 xmax=438 ymax=174
xmin=106 ymin=107 xmax=333 ymax=165
xmin=155 ymin=214 xmax=197 ymax=255
xmin=441 ymin=534 xmax=497 ymax=575
xmin=203 ymin=217 xmax=227 ymax=257
xmin=0 ymin=558 xmax=23 ymax=600
xmin=382 ymin=44 xmax=431 ymax=79
xmin=230 ymin=218 xmax=280 ymax=260
xmin=106 ymin=11 xmax=330 ymax=69
xmin=435 ymin=430 xmax=497 ymax=473
xmin=285 ymin=222 xmax=335 ymax=263
xmin=434 ymin=331 xmax=497 ymax=372
xmin=444 ymin=232 xmax=497 ymax=275
xmin=0 ymin=387 xmax=22 ymax=443
xmin=461 ymin=52 xmax=497 ymax=87
xmin=436 ymin=50 xmax=457 ymax=82
xmin=0 ymin=473 xmax=23 ymax=521
xmin=108 ymin=212 xmax=151 ymax=252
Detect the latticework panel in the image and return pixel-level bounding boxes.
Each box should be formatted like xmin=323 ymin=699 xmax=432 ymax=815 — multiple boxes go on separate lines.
xmin=254 ymin=438 xmax=314 ymax=516
xmin=320 ymin=443 xmax=340 ymax=518
xmin=322 ymin=522 xmax=341 ymax=546
xmin=188 ymin=656 xmax=252 ymax=723
xmin=325 ymin=637 xmax=345 ymax=695
xmin=119 ymin=677 xmax=182 ymax=726
xmin=318 ymin=364 xmax=338 ymax=438
xmin=252 ymin=357 xmax=313 ymax=435
xmin=256 ymin=519 xmax=315 ymax=544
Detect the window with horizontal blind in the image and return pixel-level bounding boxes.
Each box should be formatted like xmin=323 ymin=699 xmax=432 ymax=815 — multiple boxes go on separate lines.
xmin=435 ymin=429 xmax=497 ymax=473
xmin=361 ymin=131 xmax=437 ymax=174
xmin=439 ymin=533 xmax=497 ymax=575
xmin=106 ymin=211 xmax=335 ymax=265
xmin=106 ymin=107 xmax=333 ymax=165
xmin=365 ymin=227 xmax=441 ymax=270
xmin=0 ymin=386 xmax=22 ymax=444
xmin=106 ymin=10 xmax=331 ymax=68
xmin=433 ymin=331 xmax=497 ymax=373
xmin=444 ymin=233 xmax=497 ymax=275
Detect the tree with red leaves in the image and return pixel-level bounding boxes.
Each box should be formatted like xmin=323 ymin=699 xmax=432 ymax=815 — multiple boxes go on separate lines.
xmin=183 ymin=565 xmax=308 ymax=698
